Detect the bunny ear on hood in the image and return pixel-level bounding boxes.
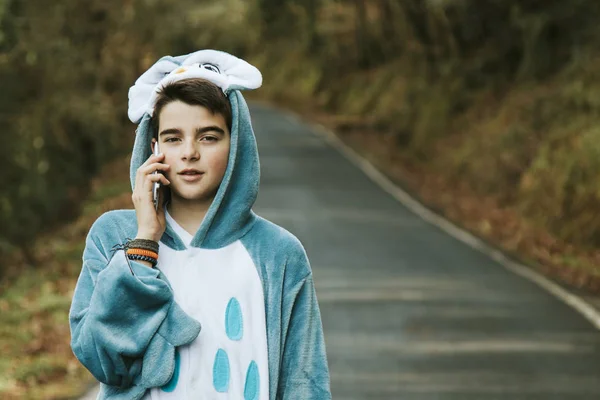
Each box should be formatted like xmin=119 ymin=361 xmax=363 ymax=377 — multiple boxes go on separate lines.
xmin=127 ymin=50 xmax=263 ymax=250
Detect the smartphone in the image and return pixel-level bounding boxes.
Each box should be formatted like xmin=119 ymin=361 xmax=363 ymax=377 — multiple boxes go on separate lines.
xmin=152 ymin=141 xmax=160 ymax=211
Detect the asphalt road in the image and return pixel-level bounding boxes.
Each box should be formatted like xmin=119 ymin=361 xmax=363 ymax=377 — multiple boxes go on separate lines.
xmin=250 ymin=104 xmax=600 ymax=400
xmin=80 ymin=103 xmax=600 ymax=400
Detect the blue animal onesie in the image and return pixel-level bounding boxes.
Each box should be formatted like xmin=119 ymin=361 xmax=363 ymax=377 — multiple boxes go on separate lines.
xmin=68 ymin=49 xmax=331 ymax=400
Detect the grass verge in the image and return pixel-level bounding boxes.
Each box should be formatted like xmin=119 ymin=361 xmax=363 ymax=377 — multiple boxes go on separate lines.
xmin=0 ymin=155 xmax=133 ymax=399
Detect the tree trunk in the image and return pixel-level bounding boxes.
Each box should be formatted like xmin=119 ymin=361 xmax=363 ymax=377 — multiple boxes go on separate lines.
xmin=355 ymin=0 xmax=370 ymax=68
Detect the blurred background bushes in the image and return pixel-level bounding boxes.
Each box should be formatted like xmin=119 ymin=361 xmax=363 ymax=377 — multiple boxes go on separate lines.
xmin=245 ymin=0 xmax=600 ymax=252
xmin=0 ymin=0 xmax=210 ymax=267
xmin=3 ymin=0 xmax=600 ymax=274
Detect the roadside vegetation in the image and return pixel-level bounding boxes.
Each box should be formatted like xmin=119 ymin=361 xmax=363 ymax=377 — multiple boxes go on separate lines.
xmin=3 ymin=0 xmax=600 ymax=397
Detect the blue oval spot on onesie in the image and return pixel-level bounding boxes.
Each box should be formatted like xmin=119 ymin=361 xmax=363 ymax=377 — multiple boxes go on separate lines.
xmin=161 ymin=347 xmax=180 ymax=392
xmin=225 ymin=297 xmax=243 ymax=341
xmin=244 ymin=360 xmax=259 ymax=400
xmin=213 ymin=348 xmax=230 ymax=392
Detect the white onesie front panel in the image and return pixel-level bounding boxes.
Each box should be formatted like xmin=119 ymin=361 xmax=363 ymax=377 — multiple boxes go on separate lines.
xmin=142 ymin=208 xmax=269 ymax=399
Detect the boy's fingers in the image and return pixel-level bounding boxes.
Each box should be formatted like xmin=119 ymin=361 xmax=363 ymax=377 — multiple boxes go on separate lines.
xmin=139 ymin=153 xmax=164 ymax=170
xmin=141 ymin=162 xmax=169 ymax=175
xmin=135 ymin=165 xmax=169 ymax=193
xmin=143 ymin=173 xmax=166 ymax=193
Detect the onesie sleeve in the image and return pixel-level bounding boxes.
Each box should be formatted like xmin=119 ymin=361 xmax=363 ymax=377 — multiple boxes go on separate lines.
xmin=68 ymin=214 xmax=201 ymax=389
xmin=277 ymin=247 xmax=332 ymax=399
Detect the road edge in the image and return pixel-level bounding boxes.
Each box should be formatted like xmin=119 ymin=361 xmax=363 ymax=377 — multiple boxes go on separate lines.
xmin=274 ymin=106 xmax=600 ymax=332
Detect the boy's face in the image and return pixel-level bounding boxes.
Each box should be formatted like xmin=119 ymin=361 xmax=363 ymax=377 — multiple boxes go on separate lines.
xmin=152 ymin=100 xmax=230 ymax=204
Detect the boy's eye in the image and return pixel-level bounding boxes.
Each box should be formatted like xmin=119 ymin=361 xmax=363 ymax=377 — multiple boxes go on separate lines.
xmin=165 ymin=137 xmax=217 ymax=142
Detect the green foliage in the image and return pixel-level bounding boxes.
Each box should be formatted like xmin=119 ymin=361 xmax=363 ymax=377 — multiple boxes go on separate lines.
xmin=235 ymin=0 xmax=600 ymax=250
xmin=4 ymin=0 xmax=600 ymax=264
xmin=0 ymin=0 xmax=223 ymax=272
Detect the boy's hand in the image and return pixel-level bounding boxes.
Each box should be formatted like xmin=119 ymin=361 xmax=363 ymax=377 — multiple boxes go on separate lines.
xmin=132 ymin=152 xmax=171 ymax=242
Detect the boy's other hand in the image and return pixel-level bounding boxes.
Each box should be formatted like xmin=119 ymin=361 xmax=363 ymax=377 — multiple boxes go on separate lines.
xmin=132 ymin=152 xmax=171 ymax=242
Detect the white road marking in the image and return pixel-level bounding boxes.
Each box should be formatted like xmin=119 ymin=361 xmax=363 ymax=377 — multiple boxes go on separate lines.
xmin=316 ymin=286 xmax=547 ymax=303
xmin=331 ymin=371 xmax=600 ymax=394
xmin=314 ymin=276 xmax=477 ymax=290
xmin=328 ymin=337 xmax=596 ymax=354
xmin=256 ymin=207 xmax=423 ymax=226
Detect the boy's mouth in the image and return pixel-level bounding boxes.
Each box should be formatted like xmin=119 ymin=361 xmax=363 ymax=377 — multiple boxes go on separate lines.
xmin=179 ymin=168 xmax=203 ymax=175
xmin=179 ymin=172 xmax=204 ymax=182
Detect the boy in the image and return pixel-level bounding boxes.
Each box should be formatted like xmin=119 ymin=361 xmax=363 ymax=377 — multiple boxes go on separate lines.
xmin=69 ymin=50 xmax=331 ymax=399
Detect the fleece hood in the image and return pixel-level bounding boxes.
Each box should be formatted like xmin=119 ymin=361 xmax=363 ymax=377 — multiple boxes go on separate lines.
xmin=127 ymin=50 xmax=262 ymax=250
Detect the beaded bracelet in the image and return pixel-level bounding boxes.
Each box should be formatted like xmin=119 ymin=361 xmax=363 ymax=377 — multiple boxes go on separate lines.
xmin=127 ymin=253 xmax=158 ymax=267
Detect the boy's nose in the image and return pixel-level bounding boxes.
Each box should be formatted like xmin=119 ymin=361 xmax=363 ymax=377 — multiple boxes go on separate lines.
xmin=182 ymin=143 xmax=200 ymax=160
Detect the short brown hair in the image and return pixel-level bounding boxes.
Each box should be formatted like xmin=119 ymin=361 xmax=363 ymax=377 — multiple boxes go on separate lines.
xmin=150 ymin=78 xmax=232 ymax=139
